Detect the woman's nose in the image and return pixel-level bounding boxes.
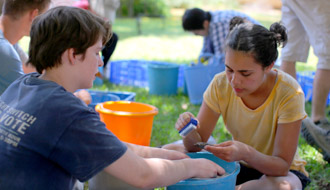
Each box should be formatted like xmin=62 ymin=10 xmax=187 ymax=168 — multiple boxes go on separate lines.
xmin=231 ymin=73 xmax=241 ymax=85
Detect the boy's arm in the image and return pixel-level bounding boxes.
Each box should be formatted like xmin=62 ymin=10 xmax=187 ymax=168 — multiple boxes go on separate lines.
xmin=103 ymin=148 xmax=225 ymax=189
xmin=124 ymin=142 xmax=188 ymax=160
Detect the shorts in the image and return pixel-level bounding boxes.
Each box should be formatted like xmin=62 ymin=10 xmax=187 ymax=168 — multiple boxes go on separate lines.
xmin=236 ymin=164 xmax=311 ymax=189
xmin=280 ymin=0 xmax=330 ymax=70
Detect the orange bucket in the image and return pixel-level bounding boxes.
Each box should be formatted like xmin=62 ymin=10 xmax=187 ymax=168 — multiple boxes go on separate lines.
xmin=95 ymin=101 xmax=158 ymax=146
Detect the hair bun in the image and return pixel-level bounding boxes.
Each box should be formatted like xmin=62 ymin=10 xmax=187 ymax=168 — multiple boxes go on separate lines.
xmin=229 ymin=16 xmax=246 ymax=31
xmin=270 ymin=22 xmax=287 ymax=47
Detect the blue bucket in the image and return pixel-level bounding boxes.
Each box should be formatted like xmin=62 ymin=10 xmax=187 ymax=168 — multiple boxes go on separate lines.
xmin=167 ymin=152 xmax=240 ymax=190
xmin=88 ymin=91 xmax=120 ymax=109
xmin=184 ymin=63 xmax=224 ymax=105
xmin=147 ymin=62 xmax=179 ymax=95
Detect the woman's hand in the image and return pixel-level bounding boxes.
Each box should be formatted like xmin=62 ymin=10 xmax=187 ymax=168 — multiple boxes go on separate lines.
xmin=204 ymin=140 xmax=250 ymax=162
xmin=175 ymin=112 xmax=197 ymax=131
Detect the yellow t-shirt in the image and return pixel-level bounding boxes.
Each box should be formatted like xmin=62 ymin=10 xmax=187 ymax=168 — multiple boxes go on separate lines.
xmin=203 ymin=69 xmax=308 ymax=176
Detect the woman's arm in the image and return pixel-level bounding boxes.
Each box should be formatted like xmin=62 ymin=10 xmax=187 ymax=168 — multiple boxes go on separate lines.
xmin=180 ymin=102 xmax=220 ymax=152
xmin=206 ymin=119 xmax=302 ymax=176
xmin=254 ymin=120 xmax=301 ymax=175
xmin=103 ymin=148 xmax=225 ymax=189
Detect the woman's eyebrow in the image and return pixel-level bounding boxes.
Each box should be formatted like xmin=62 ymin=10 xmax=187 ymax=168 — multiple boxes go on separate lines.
xmin=225 ymin=65 xmax=252 ymax=72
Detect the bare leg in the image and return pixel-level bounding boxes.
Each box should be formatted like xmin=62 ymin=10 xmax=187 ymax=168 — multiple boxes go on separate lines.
xmin=280 ymin=61 xmax=297 ymax=79
xmin=236 ymin=172 xmax=302 ymax=190
xmin=312 ymin=69 xmax=330 ymax=122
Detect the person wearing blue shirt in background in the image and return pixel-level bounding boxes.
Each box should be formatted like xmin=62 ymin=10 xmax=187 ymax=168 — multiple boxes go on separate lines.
xmin=182 ymin=7 xmax=259 ymax=65
xmin=0 ymin=6 xmax=225 ymax=190
xmin=0 ymin=0 xmax=50 ymax=95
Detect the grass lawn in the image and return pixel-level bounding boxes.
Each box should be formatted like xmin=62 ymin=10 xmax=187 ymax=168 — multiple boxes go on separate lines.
xmin=19 ymin=8 xmax=329 ymax=190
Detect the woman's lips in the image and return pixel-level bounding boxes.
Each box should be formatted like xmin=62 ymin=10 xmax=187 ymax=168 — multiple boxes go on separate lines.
xmin=234 ymin=88 xmax=243 ymax=93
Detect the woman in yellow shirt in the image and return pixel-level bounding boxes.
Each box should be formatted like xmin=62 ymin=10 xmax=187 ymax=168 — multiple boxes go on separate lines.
xmin=170 ymin=17 xmax=310 ymax=189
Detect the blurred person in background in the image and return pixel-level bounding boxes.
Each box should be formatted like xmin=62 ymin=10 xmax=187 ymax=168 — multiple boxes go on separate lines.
xmin=279 ymin=0 xmax=330 ymax=162
xmin=0 ymin=0 xmax=50 ymax=95
xmin=182 ymin=7 xmax=259 ymax=67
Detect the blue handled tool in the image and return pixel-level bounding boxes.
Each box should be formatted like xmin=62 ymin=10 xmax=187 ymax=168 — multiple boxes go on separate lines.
xmin=179 ymin=118 xmax=198 ymax=137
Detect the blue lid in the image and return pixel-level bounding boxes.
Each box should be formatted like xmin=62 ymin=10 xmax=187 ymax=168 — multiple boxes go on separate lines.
xmin=179 ymin=118 xmax=198 ymax=133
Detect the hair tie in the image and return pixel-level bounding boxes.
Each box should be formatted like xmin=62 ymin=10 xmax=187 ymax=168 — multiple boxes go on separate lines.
xmin=273 ymin=33 xmax=281 ymax=41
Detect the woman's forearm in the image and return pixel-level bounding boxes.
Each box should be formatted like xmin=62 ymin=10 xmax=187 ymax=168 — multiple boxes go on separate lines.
xmin=243 ymin=146 xmax=291 ymax=176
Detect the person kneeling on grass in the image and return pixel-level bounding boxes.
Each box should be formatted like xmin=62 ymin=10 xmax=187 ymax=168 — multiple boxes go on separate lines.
xmin=164 ymin=17 xmax=311 ymax=190
xmin=0 ymin=6 xmax=225 ymax=190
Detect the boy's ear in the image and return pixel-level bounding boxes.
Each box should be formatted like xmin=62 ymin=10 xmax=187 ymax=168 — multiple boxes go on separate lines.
xmin=67 ymin=48 xmax=76 ymax=65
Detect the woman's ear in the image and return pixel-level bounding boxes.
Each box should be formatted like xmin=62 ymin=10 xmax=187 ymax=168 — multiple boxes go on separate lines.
xmin=265 ymin=62 xmax=275 ymax=73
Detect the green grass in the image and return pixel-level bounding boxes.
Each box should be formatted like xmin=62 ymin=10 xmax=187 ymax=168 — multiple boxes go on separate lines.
xmin=19 ymin=10 xmax=328 ymax=190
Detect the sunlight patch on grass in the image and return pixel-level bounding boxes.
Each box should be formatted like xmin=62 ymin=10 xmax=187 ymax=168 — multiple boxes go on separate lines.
xmin=112 ymin=35 xmax=203 ymax=63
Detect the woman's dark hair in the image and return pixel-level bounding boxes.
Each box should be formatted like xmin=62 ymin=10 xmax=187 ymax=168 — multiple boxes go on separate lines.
xmin=28 ymin=6 xmax=112 ymax=73
xmin=226 ymin=16 xmax=287 ymax=68
xmin=182 ymin=8 xmax=211 ymax=30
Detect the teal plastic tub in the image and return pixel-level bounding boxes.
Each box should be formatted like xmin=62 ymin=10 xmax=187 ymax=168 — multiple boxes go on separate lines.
xmin=167 ymin=152 xmax=240 ymax=190
xmin=147 ymin=62 xmax=179 ymax=95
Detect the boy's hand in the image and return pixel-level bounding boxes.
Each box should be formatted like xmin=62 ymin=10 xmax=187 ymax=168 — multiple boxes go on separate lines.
xmin=189 ymin=158 xmax=226 ymax=178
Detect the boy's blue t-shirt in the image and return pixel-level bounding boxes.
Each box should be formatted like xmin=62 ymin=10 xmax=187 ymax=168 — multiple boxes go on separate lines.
xmin=0 ymin=73 xmax=127 ymax=190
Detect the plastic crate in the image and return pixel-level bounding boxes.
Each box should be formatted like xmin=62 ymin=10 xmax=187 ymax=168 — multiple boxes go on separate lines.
xmin=296 ymin=71 xmax=330 ymax=105
xmin=109 ymin=59 xmax=186 ymax=88
xmin=109 ymin=60 xmax=149 ymax=87
xmin=87 ymin=90 xmax=136 ymax=109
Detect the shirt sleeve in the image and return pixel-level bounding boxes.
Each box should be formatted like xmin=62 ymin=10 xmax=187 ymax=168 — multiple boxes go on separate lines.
xmin=210 ymin=22 xmax=226 ymax=56
xmin=200 ymin=36 xmax=212 ymax=55
xmin=278 ymin=91 xmax=307 ymax=124
xmin=0 ymin=48 xmax=24 ymax=94
xmin=203 ymin=74 xmax=224 ymax=114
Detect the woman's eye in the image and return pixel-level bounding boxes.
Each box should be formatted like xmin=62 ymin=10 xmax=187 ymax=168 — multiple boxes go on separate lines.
xmin=242 ymin=73 xmax=251 ymax=77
